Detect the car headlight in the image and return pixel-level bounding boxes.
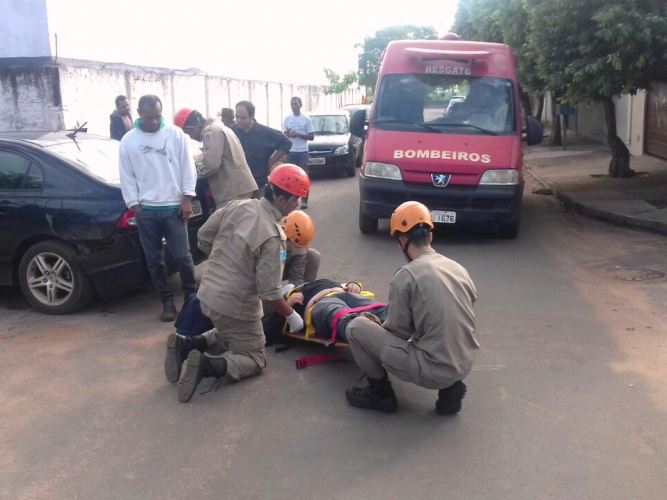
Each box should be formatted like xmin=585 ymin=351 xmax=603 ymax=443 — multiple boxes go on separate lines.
xmin=364 ymin=162 xmax=403 ymax=180
xmin=479 ymin=169 xmax=520 ymax=185
xmin=334 ymin=144 xmax=349 ymax=155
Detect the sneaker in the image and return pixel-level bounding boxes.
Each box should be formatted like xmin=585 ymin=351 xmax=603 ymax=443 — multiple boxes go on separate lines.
xmin=345 ymin=377 xmax=397 ymax=413
xmin=164 ymin=333 xmax=191 ymax=384
xmin=160 ymin=300 xmax=177 ymax=322
xmin=435 ymin=381 xmax=467 ymax=415
xmin=177 ymin=350 xmax=206 ymax=403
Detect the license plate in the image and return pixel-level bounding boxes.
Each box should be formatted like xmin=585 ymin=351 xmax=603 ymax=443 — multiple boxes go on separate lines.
xmin=190 ymin=200 xmax=203 ymax=218
xmin=308 ymin=157 xmax=326 ymax=166
xmin=431 ymin=210 xmax=456 ymax=224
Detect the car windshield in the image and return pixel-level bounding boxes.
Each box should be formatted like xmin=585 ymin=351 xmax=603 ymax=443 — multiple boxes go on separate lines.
xmin=48 ymin=139 xmax=121 ymax=185
xmin=374 ymin=74 xmax=516 ymax=135
xmin=311 ymin=115 xmax=349 ymax=135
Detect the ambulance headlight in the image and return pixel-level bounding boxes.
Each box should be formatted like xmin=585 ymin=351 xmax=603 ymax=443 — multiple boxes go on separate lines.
xmin=479 ymin=169 xmax=520 ymax=185
xmin=333 ymin=144 xmax=349 ymax=155
xmin=364 ymin=162 xmax=403 ymax=180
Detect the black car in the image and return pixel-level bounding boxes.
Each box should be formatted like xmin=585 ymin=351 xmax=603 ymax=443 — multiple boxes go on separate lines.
xmin=307 ymin=111 xmax=361 ymax=177
xmin=0 ymin=131 xmax=209 ymax=314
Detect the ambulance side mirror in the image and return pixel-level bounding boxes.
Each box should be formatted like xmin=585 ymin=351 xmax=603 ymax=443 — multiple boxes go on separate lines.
xmin=350 ymin=109 xmax=367 ymax=138
xmin=525 ymin=116 xmax=543 ymax=146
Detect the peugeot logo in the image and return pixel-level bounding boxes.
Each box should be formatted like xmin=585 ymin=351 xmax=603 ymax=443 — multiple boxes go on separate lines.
xmin=431 ymin=173 xmax=451 ymax=187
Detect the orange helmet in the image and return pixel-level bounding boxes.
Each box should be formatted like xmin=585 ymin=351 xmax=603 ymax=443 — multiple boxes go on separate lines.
xmin=282 ymin=210 xmax=315 ymax=247
xmin=268 ymin=163 xmax=310 ymax=198
xmin=173 ymin=108 xmax=193 ymax=129
xmin=390 ymin=201 xmax=434 ymax=236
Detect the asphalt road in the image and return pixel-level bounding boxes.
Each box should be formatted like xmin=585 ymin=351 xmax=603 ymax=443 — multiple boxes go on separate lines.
xmin=2 ymin=172 xmax=666 ymax=500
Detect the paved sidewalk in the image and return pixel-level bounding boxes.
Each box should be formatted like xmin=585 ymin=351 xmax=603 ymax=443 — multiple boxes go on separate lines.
xmin=525 ymin=138 xmax=667 ymax=235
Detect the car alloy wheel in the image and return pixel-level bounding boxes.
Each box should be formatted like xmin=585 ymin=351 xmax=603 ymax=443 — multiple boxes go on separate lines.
xmin=25 ymin=252 xmax=75 ymax=307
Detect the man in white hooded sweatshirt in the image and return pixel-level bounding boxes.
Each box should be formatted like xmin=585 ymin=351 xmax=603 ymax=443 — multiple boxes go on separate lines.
xmin=119 ymin=94 xmax=198 ymax=322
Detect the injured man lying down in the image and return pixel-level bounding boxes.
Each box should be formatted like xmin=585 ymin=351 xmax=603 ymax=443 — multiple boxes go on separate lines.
xmin=263 ymin=279 xmax=388 ymax=345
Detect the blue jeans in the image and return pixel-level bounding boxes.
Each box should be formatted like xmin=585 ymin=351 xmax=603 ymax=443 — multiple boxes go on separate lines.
xmin=287 ymin=151 xmax=309 ymax=202
xmin=135 ymin=208 xmax=196 ymax=303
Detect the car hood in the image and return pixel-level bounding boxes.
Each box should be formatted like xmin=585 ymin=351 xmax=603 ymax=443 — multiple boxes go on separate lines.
xmin=310 ymin=134 xmax=349 ymax=149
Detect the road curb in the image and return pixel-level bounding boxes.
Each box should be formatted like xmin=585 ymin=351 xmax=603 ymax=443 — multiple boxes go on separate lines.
xmin=525 ymin=166 xmax=667 ymax=237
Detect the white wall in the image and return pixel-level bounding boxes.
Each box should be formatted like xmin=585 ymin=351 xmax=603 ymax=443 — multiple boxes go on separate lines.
xmin=0 ymin=59 xmax=366 ymax=134
xmin=542 ymin=89 xmax=648 ymax=156
xmin=0 ymin=65 xmax=62 ymax=131
xmin=0 ymin=0 xmax=51 ymax=58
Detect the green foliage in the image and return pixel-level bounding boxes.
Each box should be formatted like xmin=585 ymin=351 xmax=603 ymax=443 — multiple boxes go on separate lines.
xmin=357 ymin=25 xmax=438 ymax=93
xmin=322 ymin=68 xmax=358 ymax=95
xmin=454 ymin=0 xmax=546 ymax=94
xmin=529 ymin=0 xmax=667 ymax=103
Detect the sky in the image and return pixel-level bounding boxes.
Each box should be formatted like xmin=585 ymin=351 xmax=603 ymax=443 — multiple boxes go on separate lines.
xmin=45 ymin=0 xmax=460 ymax=84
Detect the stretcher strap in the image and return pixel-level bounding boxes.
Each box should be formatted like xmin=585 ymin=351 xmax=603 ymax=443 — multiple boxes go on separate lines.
xmin=304 ymin=290 xmax=342 ymax=338
xmin=295 ymin=355 xmax=350 ymax=369
xmin=330 ymin=303 xmax=386 ymax=344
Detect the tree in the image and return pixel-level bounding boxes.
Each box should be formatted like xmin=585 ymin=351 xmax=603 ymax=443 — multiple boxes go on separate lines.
xmin=357 ymin=25 xmax=438 ymax=96
xmin=454 ymin=0 xmax=547 ymax=120
xmin=323 ymin=68 xmax=358 ymax=94
xmin=530 ymin=0 xmax=667 ymax=177
xmin=322 ymin=68 xmax=358 ymax=107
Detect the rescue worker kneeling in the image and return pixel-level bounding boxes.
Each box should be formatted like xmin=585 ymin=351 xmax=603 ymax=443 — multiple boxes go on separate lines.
xmin=345 ymin=201 xmax=480 ymax=415
xmin=165 ymin=163 xmax=310 ymax=402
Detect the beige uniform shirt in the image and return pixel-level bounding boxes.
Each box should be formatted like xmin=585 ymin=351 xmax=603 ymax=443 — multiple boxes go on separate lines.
xmin=197 ymin=120 xmax=258 ymax=208
xmin=197 ymin=198 xmax=286 ymax=322
xmin=382 ymin=249 xmax=479 ymax=389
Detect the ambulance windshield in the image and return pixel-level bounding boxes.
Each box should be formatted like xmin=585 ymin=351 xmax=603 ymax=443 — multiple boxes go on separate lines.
xmin=374 ymin=74 xmax=516 ymax=135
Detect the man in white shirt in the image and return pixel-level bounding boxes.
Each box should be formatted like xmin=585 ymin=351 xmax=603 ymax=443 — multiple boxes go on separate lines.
xmin=119 ymin=94 xmax=198 ymax=322
xmin=283 ymin=97 xmax=314 ymax=208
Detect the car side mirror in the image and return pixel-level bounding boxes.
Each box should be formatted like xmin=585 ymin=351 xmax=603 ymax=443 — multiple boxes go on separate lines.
xmin=350 ymin=109 xmax=367 ymax=138
xmin=525 ymin=116 xmax=543 ymax=146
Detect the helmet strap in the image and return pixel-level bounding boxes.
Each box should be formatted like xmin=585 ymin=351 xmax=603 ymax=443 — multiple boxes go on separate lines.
xmin=398 ymin=235 xmax=414 ymax=262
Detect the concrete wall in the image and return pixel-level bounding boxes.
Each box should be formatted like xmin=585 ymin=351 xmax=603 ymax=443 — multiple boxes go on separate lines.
xmin=0 ymin=58 xmax=364 ymax=135
xmin=0 ymin=64 xmax=63 ymax=131
xmin=0 ymin=0 xmax=51 ymax=58
xmin=575 ymin=93 xmax=646 ymax=156
xmin=540 ymin=90 xmax=647 ymax=156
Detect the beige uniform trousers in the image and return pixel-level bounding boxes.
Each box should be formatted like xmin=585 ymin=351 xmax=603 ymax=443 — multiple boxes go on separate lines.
xmin=200 ymin=303 xmax=267 ymax=381
xmin=345 ymin=316 xmax=391 ymax=381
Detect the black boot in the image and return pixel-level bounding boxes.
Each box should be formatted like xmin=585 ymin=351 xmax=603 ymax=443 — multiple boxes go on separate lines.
xmin=177 ymin=351 xmax=224 ymax=403
xmin=435 ymin=381 xmax=467 ymax=415
xmin=160 ymin=300 xmax=177 ymax=322
xmin=345 ymin=373 xmax=398 ymax=413
xmin=164 ymin=333 xmax=207 ymax=384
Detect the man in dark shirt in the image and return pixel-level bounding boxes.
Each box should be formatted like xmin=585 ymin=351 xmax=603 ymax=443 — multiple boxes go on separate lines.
xmin=232 ymin=100 xmax=292 ymax=191
xmin=110 ymin=95 xmax=133 ymax=140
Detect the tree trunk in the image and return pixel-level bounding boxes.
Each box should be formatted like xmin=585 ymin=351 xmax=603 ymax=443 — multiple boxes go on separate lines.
xmin=520 ymin=89 xmax=533 ymax=117
xmin=602 ymin=97 xmax=634 ymax=178
xmin=549 ymin=95 xmax=562 ymax=146
xmin=536 ymin=94 xmax=545 ymax=122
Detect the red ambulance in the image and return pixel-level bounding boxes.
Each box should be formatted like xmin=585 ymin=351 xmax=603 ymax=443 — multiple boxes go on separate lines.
xmin=350 ymin=38 xmax=543 ymax=238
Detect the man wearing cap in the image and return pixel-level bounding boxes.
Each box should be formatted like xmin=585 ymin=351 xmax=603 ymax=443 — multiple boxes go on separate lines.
xmin=174 ymin=108 xmax=257 ymax=209
xmin=344 ymin=201 xmax=480 ymax=415
xmin=169 ymin=163 xmax=311 ymax=403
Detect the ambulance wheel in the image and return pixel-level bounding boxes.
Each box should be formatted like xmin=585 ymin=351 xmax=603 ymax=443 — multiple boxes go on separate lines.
xmin=359 ymin=205 xmax=378 ymax=234
xmin=498 ymin=217 xmax=521 ymax=239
